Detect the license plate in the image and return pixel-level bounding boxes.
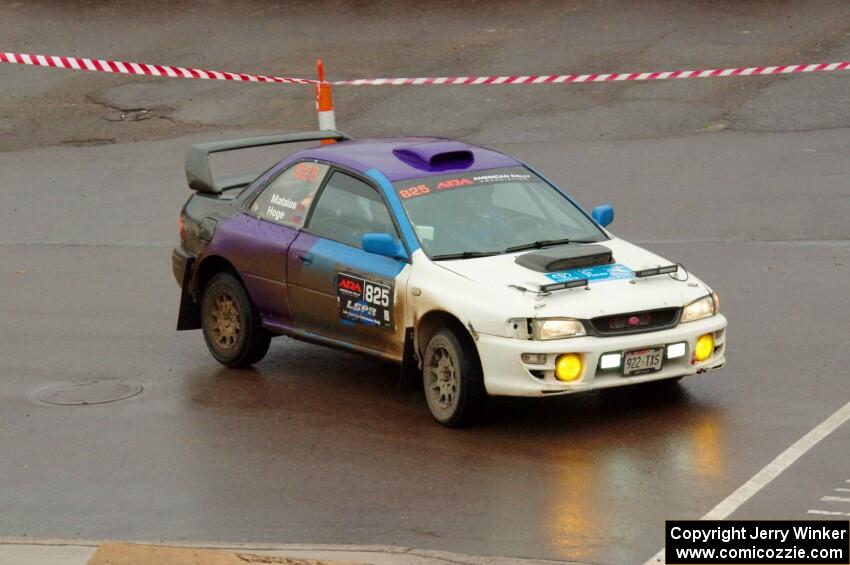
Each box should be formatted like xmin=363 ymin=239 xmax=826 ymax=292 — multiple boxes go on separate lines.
xmin=623 ymin=347 xmax=664 ymax=376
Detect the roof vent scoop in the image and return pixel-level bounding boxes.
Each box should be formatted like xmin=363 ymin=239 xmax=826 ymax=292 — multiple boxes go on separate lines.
xmin=392 ymin=141 xmax=475 ymax=171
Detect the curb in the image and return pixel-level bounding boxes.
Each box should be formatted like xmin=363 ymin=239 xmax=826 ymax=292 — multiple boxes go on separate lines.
xmin=0 ymin=538 xmax=586 ymax=565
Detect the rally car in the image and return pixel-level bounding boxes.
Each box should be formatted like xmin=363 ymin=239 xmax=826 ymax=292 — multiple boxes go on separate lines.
xmin=173 ymin=131 xmax=727 ymax=426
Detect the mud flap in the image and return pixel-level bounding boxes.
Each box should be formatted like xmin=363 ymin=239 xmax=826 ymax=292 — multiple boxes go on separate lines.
xmin=398 ymin=327 xmax=420 ymax=392
xmin=176 ymin=257 xmax=201 ymax=331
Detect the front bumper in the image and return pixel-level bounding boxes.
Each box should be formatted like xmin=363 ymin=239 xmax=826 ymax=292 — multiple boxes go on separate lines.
xmin=476 ymin=314 xmax=727 ymax=397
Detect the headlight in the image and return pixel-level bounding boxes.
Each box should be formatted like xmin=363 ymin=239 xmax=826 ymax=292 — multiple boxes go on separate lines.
xmin=681 ymin=292 xmax=718 ymax=323
xmin=532 ymin=318 xmax=586 ymax=340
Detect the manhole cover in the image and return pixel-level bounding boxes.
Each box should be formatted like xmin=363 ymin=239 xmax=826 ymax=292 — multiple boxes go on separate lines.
xmin=35 ymin=379 xmax=143 ymax=406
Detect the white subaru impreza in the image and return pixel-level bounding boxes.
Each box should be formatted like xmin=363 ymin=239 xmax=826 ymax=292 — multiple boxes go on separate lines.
xmin=175 ymin=134 xmax=727 ymax=427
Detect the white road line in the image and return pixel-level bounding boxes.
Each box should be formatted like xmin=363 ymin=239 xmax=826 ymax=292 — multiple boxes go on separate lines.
xmin=821 ymin=496 xmax=850 ymax=503
xmin=808 ymin=509 xmax=850 ymax=517
xmin=835 ymin=488 xmax=850 ymax=492
xmin=643 ymin=401 xmax=850 ymax=565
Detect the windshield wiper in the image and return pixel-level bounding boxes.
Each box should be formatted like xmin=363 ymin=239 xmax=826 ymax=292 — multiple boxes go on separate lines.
xmin=504 ymin=238 xmax=596 ymax=253
xmin=431 ymin=250 xmax=501 ymax=260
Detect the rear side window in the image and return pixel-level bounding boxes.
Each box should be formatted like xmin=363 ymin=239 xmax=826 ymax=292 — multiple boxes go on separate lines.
xmin=250 ymin=162 xmax=329 ymax=229
xmin=306 ymin=171 xmax=398 ymax=249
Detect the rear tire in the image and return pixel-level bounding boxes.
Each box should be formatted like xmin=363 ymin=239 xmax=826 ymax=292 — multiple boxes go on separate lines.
xmin=201 ymin=273 xmax=271 ymax=368
xmin=422 ymin=327 xmax=486 ymax=427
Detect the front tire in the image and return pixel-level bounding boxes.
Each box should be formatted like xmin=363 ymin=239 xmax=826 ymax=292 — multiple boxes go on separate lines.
xmin=422 ymin=327 xmax=485 ymax=427
xmin=201 ymin=273 xmax=271 ymax=367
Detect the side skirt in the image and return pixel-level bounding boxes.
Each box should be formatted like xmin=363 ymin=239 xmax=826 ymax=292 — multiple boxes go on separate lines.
xmin=262 ymin=320 xmax=404 ymax=365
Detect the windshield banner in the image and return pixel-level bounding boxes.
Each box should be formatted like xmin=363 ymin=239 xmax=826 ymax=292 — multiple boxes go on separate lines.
xmin=395 ymin=168 xmax=534 ymax=200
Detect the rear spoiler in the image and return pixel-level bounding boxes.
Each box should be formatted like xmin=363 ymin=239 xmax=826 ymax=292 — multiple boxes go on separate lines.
xmin=185 ymin=130 xmax=351 ymax=194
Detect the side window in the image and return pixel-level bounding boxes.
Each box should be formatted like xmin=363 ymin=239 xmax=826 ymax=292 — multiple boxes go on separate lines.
xmin=250 ymin=162 xmax=329 ymax=229
xmin=307 ymin=171 xmax=398 ymax=249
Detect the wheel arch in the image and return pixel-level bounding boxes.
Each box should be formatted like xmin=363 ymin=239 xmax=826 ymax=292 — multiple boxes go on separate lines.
xmin=194 ymin=255 xmax=245 ymax=297
xmin=414 ymin=309 xmax=480 ymax=367
xmin=178 ymin=254 xmax=247 ymax=331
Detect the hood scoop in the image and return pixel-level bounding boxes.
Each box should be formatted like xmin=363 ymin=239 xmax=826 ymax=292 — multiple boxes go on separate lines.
xmin=515 ymin=244 xmax=613 ymax=273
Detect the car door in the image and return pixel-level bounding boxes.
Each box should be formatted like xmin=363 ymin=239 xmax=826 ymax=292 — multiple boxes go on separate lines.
xmin=232 ymin=161 xmax=329 ymax=328
xmin=287 ymin=169 xmax=410 ymax=359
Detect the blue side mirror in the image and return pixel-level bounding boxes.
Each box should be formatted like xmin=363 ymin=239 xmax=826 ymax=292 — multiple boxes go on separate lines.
xmin=362 ymin=233 xmax=406 ymax=259
xmin=591 ymin=204 xmax=615 ymax=228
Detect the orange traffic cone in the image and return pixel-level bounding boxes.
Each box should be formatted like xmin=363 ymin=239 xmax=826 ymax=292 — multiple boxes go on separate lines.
xmin=316 ymin=59 xmax=336 ymax=144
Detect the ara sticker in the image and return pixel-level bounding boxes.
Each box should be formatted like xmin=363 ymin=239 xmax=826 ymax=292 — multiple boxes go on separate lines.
xmin=545 ymin=263 xmax=634 ymax=284
xmin=336 ymin=272 xmax=394 ymax=330
xmin=395 ymin=167 xmax=536 ymax=200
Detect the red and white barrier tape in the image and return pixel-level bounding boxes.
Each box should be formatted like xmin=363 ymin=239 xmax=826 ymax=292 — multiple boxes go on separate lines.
xmin=332 ymin=61 xmax=850 ymax=85
xmin=0 ymin=52 xmax=317 ymax=85
xmin=3 ymin=51 xmax=850 ymax=87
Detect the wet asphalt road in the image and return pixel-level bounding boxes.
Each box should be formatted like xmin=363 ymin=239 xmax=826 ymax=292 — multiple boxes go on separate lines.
xmin=2 ymin=2 xmax=850 ymax=564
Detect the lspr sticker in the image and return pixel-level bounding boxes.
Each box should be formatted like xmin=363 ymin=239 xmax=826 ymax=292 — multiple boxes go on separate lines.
xmin=336 ymin=272 xmax=394 ymax=330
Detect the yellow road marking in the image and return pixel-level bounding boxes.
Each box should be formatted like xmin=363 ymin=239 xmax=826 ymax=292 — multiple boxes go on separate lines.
xmin=88 ymin=543 xmax=358 ymax=565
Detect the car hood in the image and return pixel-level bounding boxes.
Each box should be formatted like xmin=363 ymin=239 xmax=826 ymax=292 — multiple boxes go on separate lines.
xmin=433 ymin=238 xmax=712 ymax=319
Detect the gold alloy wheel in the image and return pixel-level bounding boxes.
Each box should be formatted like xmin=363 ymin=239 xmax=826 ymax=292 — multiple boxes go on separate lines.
xmin=208 ymin=292 xmax=241 ymax=351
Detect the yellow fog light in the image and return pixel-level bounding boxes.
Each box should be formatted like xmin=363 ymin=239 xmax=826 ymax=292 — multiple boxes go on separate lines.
xmin=694 ymin=334 xmax=714 ymax=362
xmin=555 ymin=353 xmax=583 ymax=382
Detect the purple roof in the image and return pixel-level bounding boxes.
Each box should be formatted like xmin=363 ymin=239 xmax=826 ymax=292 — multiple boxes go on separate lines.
xmin=295 ymin=137 xmax=520 ymax=182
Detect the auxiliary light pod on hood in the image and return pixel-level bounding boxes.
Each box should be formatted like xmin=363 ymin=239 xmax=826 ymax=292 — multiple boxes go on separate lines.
xmin=531 ymin=263 xmax=683 ymax=294
xmin=514 ymin=244 xmax=613 ymax=273
xmin=634 ymin=264 xmax=679 ymax=277
xmin=538 ymin=278 xmax=589 ymax=293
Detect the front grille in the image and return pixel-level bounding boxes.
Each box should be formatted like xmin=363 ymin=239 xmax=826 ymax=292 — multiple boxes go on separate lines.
xmin=588 ymin=307 xmax=681 ymax=336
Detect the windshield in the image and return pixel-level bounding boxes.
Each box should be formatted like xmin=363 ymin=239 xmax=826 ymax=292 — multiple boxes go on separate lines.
xmin=392 ymin=167 xmax=607 ymax=258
